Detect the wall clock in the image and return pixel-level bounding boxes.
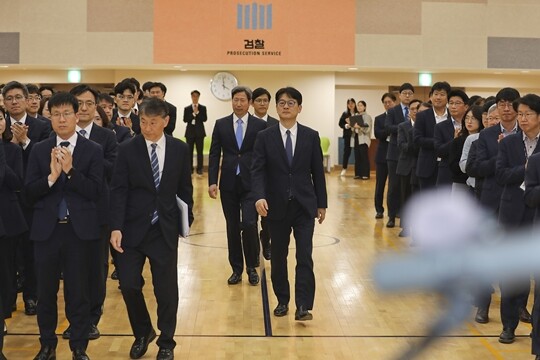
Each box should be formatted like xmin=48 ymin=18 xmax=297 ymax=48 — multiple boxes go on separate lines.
xmin=210 ymin=72 xmax=238 ymax=101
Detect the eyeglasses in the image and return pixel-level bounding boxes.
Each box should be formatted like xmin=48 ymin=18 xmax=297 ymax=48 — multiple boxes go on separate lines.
xmin=28 ymin=95 xmax=41 ymax=102
xmin=401 ymin=91 xmax=414 ymax=96
xmin=78 ymin=100 xmax=96 ymax=108
xmin=50 ymin=111 xmax=75 ymax=119
xmin=277 ymin=100 xmax=297 ymax=108
xmin=517 ymin=112 xmax=537 ymax=119
xmin=448 ymin=101 xmax=465 ymax=107
xmin=497 ymin=101 xmax=513 ymax=109
xmin=254 ymin=98 xmax=269 ymax=104
xmin=5 ymin=95 xmax=26 ymax=103
xmin=465 ymin=115 xmax=478 ymax=121
xmin=117 ymin=94 xmax=134 ymax=101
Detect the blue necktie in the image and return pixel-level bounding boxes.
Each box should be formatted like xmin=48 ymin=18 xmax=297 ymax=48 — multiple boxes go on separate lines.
xmin=285 ymin=130 xmax=293 ymax=166
xmin=150 ymin=143 xmax=160 ymax=224
xmin=57 ymin=141 xmax=70 ymax=220
xmin=79 ymin=129 xmax=87 ymax=138
xmin=404 ymin=106 xmax=409 ymax=120
xmin=235 ymin=119 xmax=243 ymax=175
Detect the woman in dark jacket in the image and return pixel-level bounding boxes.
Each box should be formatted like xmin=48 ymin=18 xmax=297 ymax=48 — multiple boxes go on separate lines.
xmin=338 ymin=98 xmax=358 ymax=176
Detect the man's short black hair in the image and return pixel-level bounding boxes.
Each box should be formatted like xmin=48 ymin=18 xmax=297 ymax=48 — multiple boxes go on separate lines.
xmin=25 ymin=84 xmax=40 ymax=95
xmin=97 ymin=93 xmax=115 ymax=105
xmin=430 ymin=81 xmax=451 ymax=96
xmin=142 ymin=81 xmax=154 ymax=92
xmin=275 ymin=87 xmax=302 ymax=106
xmin=47 ymin=92 xmax=79 ymax=113
xmin=69 ymin=84 xmax=99 ymax=102
xmin=231 ymin=86 xmax=252 ymax=101
xmin=140 ymin=97 xmax=169 ymax=118
xmin=114 ymin=80 xmax=137 ymax=96
xmin=191 ymin=90 xmax=201 ymax=96
xmin=2 ymin=81 xmax=28 ymax=97
xmin=448 ymin=89 xmax=470 ymax=105
xmin=150 ymin=82 xmax=167 ymax=95
xmin=252 ymin=87 xmax=271 ymax=101
xmin=381 ymin=92 xmax=396 ymax=103
xmin=38 ymin=86 xmax=55 ymax=94
xmin=399 ymin=83 xmax=415 ymax=93
xmin=496 ymin=87 xmax=520 ymax=104
xmin=513 ymin=94 xmax=540 ymax=113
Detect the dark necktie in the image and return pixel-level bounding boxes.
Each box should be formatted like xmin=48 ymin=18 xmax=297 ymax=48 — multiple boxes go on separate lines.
xmin=404 ymin=107 xmax=409 ymax=120
xmin=79 ymin=129 xmax=87 ymax=138
xmin=150 ymin=143 xmax=160 ymax=225
xmin=235 ymin=119 xmax=243 ymax=175
xmin=57 ymin=141 xmax=71 ymax=220
xmin=120 ymin=117 xmax=127 ymax=126
xmin=285 ymin=130 xmax=293 ymax=166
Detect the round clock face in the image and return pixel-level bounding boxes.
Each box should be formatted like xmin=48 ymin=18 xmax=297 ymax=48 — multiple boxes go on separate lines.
xmin=210 ymin=72 xmax=238 ymax=101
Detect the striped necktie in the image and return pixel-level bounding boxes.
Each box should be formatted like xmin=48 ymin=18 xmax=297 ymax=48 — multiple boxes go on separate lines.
xmin=150 ymin=143 xmax=160 ymax=224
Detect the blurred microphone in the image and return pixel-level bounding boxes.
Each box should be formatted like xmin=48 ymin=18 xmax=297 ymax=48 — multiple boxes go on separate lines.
xmin=373 ymin=190 xmax=540 ymax=293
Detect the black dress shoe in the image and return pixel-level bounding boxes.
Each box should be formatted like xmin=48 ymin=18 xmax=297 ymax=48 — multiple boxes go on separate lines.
xmin=274 ymin=304 xmax=288 ymax=317
xmin=33 ymin=345 xmax=56 ymax=360
xmin=295 ymin=305 xmax=313 ymax=321
xmin=227 ymin=273 xmax=242 ymax=285
xmin=519 ymin=307 xmax=532 ymax=323
xmin=475 ymin=307 xmax=489 ymax=324
xmin=72 ymin=348 xmax=89 ymax=360
xmin=111 ymin=269 xmax=118 ymax=280
xmin=62 ymin=325 xmax=72 ymax=340
xmin=535 ymin=355 xmax=540 ymax=360
xmin=89 ymin=324 xmax=100 ymax=340
xmin=375 ymin=212 xmax=383 ymax=219
xmin=247 ymin=268 xmax=259 ymax=286
xmin=157 ymin=348 xmax=174 ymax=360
xmin=129 ymin=328 xmax=156 ymax=359
xmin=386 ymin=218 xmax=395 ymax=228
xmin=498 ymin=328 xmax=515 ymax=344
xmin=25 ymin=299 xmax=37 ymax=315
xmin=263 ymin=246 xmax=271 ymax=260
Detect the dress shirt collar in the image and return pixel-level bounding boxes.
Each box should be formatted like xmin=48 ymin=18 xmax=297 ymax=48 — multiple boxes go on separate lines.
xmin=279 ymin=122 xmax=298 ymax=137
xmin=76 ymin=122 xmax=94 ymax=138
xmin=144 ymin=134 xmax=166 ymax=150
xmin=56 ymin=132 xmax=78 ymax=148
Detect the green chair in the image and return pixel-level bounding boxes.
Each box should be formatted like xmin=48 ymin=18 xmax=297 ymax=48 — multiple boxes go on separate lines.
xmin=203 ymin=136 xmax=211 ymax=156
xmin=320 ymin=136 xmax=331 ymax=172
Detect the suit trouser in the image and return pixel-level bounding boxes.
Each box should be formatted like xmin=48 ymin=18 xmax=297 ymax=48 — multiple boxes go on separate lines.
xmin=18 ymin=201 xmax=37 ymax=303
xmin=386 ymin=160 xmax=400 ymax=218
xmin=354 ymin=143 xmax=370 ymax=178
xmin=117 ymin=223 xmax=178 ymax=350
xmin=268 ymin=199 xmax=315 ymax=309
xmin=256 ymin=216 xmax=271 ymax=257
xmin=34 ymin=222 xmax=92 ymax=351
xmin=342 ymin=136 xmax=352 ymax=169
xmin=220 ymin=176 xmax=259 ymax=274
xmin=186 ymin=136 xmax=204 ymax=173
xmin=399 ymin=174 xmax=412 ymax=229
xmin=374 ymin=161 xmax=388 ymax=214
xmin=88 ymin=225 xmax=110 ymax=326
xmin=500 ymin=279 xmax=530 ymax=331
xmin=0 ymin=236 xmax=17 ymax=319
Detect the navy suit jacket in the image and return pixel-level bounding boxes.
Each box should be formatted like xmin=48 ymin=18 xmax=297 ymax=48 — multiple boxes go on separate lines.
xmin=496 ymin=132 xmax=539 ymax=226
xmin=525 ymin=152 xmax=540 ymax=222
xmin=434 ymin=119 xmax=456 ymax=185
xmin=396 ymin=120 xmax=418 ymax=176
xmin=385 ymin=104 xmax=407 ymax=161
xmin=208 ymin=114 xmax=267 ymax=192
xmin=111 ymin=110 xmax=141 ymax=135
xmin=374 ymin=112 xmax=388 ymax=164
xmin=111 ymin=123 xmax=133 ymax=143
xmin=0 ymin=144 xmax=5 ymax=237
xmin=0 ymin=142 xmax=27 ymax=237
xmin=251 ymin=123 xmax=328 ymax=221
xmin=414 ymin=109 xmax=446 ymax=178
xmin=24 ymin=135 xmax=103 ymax=241
xmin=476 ymin=125 xmax=504 ymax=212
xmin=110 ymin=135 xmax=193 ymax=250
xmin=183 ymin=104 xmax=207 ymax=138
xmin=7 ymin=114 xmax=51 ymax=171
xmin=266 ymin=115 xmax=279 ymax=127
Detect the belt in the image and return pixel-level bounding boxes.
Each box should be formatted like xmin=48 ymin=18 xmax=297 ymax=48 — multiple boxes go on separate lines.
xmin=58 ymin=217 xmax=70 ymax=224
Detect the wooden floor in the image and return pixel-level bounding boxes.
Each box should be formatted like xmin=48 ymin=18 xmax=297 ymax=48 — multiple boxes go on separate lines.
xmin=3 ymin=169 xmax=535 ymax=359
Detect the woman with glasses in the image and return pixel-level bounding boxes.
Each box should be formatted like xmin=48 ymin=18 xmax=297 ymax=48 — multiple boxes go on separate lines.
xmin=338 ymin=98 xmax=358 ymax=176
xmin=354 ymin=100 xmax=373 ymax=179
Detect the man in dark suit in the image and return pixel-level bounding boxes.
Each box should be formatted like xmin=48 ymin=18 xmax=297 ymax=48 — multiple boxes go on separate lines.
xmin=374 ymin=92 xmax=396 ymax=219
xmin=183 ymin=90 xmax=208 ymax=176
xmin=3 ymin=81 xmax=51 ymax=317
xmin=208 ymin=86 xmax=267 ymax=286
xmin=414 ymin=81 xmax=451 ymax=190
xmin=396 ymin=99 xmax=421 ymax=237
xmin=0 ymin=142 xmax=5 ymax=360
xmin=252 ymin=87 xmax=328 ymax=321
xmin=495 ymin=93 xmax=538 ymax=345
xmin=434 ymin=89 xmax=469 ymax=187
xmin=97 ymin=93 xmax=132 ymax=144
xmin=110 ymin=98 xmax=193 ymax=360
xmin=58 ymin=85 xmax=118 ymax=341
xmin=148 ymin=82 xmax=177 ymax=136
xmin=111 ymin=80 xmax=141 ymax=135
xmin=251 ymin=87 xmax=279 ymax=262
xmin=26 ymin=84 xmax=51 ymax=124
xmin=25 ymin=92 xmax=103 ymax=360
xmin=385 ymin=83 xmax=414 ymax=228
